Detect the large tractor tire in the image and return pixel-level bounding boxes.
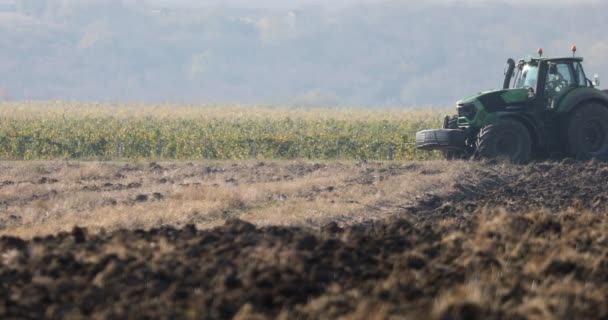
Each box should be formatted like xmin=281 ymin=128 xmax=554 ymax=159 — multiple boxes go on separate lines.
xmin=567 ymin=103 xmax=608 ymax=160
xmin=476 ymin=119 xmax=532 ymax=163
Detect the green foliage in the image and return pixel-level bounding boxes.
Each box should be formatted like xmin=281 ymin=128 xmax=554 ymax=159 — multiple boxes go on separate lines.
xmin=0 ymin=102 xmax=445 ymax=161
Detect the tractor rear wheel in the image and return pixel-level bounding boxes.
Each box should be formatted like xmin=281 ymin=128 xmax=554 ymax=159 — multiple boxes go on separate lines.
xmin=476 ymin=119 xmax=532 ymax=163
xmin=567 ymin=103 xmax=608 ymax=159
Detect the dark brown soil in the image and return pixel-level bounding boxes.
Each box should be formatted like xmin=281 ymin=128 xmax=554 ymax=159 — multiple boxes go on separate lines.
xmin=2 ymin=160 xmax=608 ymax=319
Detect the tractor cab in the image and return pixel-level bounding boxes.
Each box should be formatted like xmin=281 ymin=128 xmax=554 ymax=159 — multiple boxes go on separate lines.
xmin=505 ymin=52 xmax=594 ymax=111
xmin=417 ymin=46 xmax=608 ymax=163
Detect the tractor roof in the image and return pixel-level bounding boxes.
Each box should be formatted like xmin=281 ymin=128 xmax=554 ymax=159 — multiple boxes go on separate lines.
xmin=520 ymin=56 xmax=584 ymax=64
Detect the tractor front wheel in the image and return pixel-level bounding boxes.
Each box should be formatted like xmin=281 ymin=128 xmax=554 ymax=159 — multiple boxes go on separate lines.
xmin=476 ymin=119 xmax=532 ymax=163
xmin=567 ymin=103 xmax=608 ymax=159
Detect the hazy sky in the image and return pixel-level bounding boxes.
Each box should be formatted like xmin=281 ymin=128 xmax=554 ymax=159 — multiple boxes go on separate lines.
xmin=156 ymin=0 xmax=385 ymax=7
xmin=3 ymin=0 xmax=607 ymax=105
xmin=157 ymin=0 xmax=601 ymax=8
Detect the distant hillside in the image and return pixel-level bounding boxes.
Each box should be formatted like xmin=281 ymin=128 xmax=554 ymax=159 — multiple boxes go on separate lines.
xmin=0 ymin=0 xmax=607 ymax=106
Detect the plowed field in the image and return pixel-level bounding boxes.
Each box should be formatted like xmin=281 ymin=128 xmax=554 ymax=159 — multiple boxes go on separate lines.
xmin=2 ymin=160 xmax=608 ymax=319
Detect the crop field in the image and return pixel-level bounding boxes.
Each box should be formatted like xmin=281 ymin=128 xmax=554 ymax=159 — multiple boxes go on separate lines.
xmin=1 ymin=104 xmax=608 ymax=319
xmin=0 ymin=102 xmax=444 ymax=161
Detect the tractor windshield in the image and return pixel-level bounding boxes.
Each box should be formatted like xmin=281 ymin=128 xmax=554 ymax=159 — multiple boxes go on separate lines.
xmin=514 ymin=63 xmax=539 ymax=90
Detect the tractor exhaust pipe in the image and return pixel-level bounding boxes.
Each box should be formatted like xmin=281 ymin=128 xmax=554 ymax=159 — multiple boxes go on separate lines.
xmin=503 ymin=58 xmax=515 ymax=89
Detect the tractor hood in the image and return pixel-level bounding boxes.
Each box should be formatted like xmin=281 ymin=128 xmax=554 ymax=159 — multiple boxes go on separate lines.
xmin=458 ymin=88 xmax=530 ymax=108
xmin=456 ymin=88 xmax=531 ymax=127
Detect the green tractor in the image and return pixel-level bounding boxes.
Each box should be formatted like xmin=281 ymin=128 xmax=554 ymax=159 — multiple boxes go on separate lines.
xmin=416 ymin=47 xmax=608 ymax=163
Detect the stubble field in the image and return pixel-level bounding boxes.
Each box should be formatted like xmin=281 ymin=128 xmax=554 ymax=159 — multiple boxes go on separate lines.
xmin=2 ymin=159 xmax=608 ymax=319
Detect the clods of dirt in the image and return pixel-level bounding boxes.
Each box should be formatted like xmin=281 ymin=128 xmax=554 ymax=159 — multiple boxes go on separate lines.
xmin=2 ymin=208 xmax=608 ymax=319
xmin=134 ymin=194 xmax=148 ymax=202
xmin=36 ymin=177 xmax=58 ymax=184
xmin=2 ymin=161 xmax=608 ymax=319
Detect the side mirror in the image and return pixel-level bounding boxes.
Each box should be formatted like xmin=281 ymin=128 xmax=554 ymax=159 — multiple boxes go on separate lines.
xmin=594 ymin=74 xmax=601 ymax=87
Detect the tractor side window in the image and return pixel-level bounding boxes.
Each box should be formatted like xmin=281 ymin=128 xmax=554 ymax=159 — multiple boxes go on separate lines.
xmin=556 ymin=64 xmax=573 ymax=86
xmin=546 ymin=63 xmax=573 ymax=87
xmin=575 ymin=62 xmax=587 ymax=87
xmin=545 ymin=62 xmax=574 ymax=101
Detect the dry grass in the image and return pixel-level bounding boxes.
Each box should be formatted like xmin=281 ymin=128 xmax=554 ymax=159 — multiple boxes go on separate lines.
xmin=0 ymin=160 xmax=476 ymax=238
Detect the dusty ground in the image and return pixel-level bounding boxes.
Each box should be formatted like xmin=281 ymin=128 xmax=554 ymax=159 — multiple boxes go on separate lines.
xmin=2 ymin=160 xmax=608 ymax=319
xmin=0 ymin=160 xmax=478 ymax=238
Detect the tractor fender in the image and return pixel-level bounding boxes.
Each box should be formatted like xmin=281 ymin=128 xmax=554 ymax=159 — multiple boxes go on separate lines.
xmin=556 ymin=87 xmax=608 ymax=114
xmin=494 ymin=112 xmax=541 ymax=147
